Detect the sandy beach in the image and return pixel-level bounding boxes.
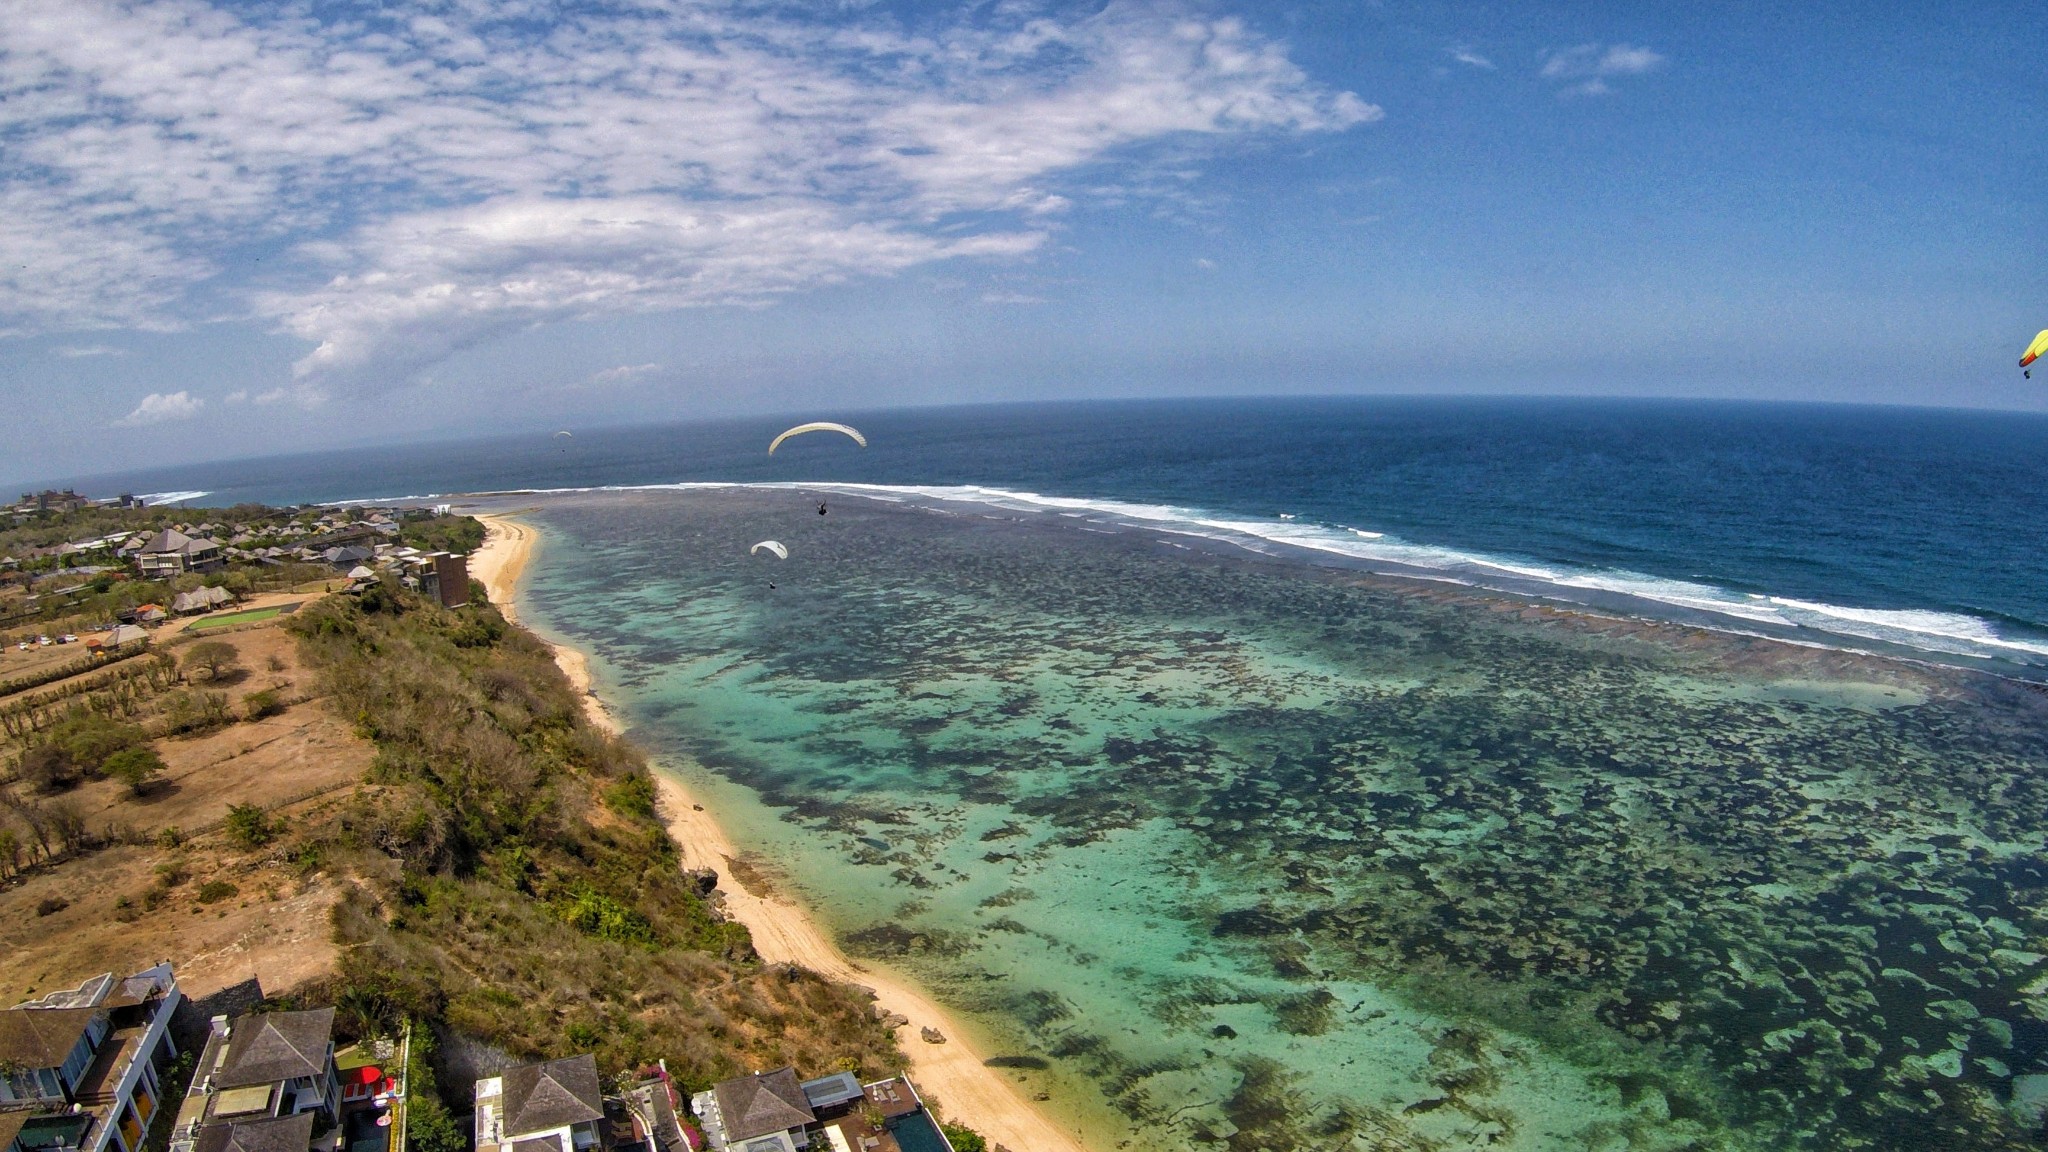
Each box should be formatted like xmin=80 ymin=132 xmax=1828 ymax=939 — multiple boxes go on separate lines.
xmin=470 ymin=513 xmax=1088 ymax=1152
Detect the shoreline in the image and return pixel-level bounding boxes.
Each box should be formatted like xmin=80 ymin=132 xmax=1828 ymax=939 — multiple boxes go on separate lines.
xmin=469 ymin=513 xmax=1090 ymax=1152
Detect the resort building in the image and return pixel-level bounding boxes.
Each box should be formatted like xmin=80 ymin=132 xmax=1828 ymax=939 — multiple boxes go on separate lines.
xmin=691 ymin=1070 xmax=953 ymax=1152
xmin=473 ymin=1056 xmax=685 ymax=1152
xmin=136 ymin=531 xmax=223 ymax=578
xmin=169 ymin=587 xmax=234 ymax=616
xmin=0 ymin=963 xmax=184 ymax=1152
xmin=167 ymin=1008 xmax=342 ymax=1152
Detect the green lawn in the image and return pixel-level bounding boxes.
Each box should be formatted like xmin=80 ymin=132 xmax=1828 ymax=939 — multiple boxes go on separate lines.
xmin=187 ymin=605 xmax=289 ymax=631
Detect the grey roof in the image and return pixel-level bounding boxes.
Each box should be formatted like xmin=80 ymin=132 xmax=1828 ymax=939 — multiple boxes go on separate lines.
xmin=141 ymin=529 xmax=193 ymax=555
xmin=500 ymin=1055 xmax=604 ymax=1137
xmin=713 ymin=1068 xmax=815 ymax=1142
xmin=0 ymin=1007 xmax=99 ymax=1068
xmin=214 ymin=1009 xmax=334 ymax=1089
xmin=193 ymin=1113 xmax=316 ymax=1152
xmin=510 ymin=1138 xmax=561 ymax=1152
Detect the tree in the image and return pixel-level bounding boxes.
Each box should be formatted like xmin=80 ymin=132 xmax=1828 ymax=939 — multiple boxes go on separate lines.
xmin=16 ymin=744 xmax=79 ymax=793
xmin=46 ymin=800 xmax=88 ymax=854
xmin=0 ymin=828 xmax=18 ymax=878
xmin=45 ymin=710 xmax=145 ymax=776
xmin=182 ymin=641 xmax=240 ymax=681
xmin=104 ymin=746 xmax=166 ymax=796
xmin=224 ymin=803 xmax=275 ymax=848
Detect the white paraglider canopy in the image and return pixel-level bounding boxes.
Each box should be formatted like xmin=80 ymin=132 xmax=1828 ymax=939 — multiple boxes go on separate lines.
xmin=768 ymin=422 xmax=866 ymax=454
xmin=750 ymin=540 xmax=789 ymax=560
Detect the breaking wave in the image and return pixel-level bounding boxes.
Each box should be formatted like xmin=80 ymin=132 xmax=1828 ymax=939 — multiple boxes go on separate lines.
xmin=420 ymin=478 xmax=2048 ymax=671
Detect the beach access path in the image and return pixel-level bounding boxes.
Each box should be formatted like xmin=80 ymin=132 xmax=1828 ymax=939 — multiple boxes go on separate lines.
xmin=469 ymin=513 xmax=1090 ymax=1152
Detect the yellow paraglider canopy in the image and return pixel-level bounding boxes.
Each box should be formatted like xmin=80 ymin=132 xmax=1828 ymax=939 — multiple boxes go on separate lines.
xmin=2023 ymin=330 xmax=2048 ymax=370
xmin=768 ymin=422 xmax=867 ymax=454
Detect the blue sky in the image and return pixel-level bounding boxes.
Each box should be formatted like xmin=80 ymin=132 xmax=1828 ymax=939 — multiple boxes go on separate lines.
xmin=3 ymin=0 xmax=2042 ymax=488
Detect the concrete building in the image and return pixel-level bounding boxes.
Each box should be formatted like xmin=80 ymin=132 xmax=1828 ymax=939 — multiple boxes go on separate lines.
xmin=0 ymin=964 xmax=183 ymax=1152
xmin=691 ymin=1070 xmax=954 ymax=1152
xmin=167 ymin=1009 xmax=341 ymax=1152
xmin=475 ymin=1057 xmax=685 ymax=1152
xmin=136 ymin=531 xmax=223 ymax=578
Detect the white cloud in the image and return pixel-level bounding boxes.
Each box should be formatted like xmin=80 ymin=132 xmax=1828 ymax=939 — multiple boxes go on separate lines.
xmin=588 ymin=363 xmax=660 ymax=384
xmin=1449 ymin=46 xmax=1494 ymax=70
xmin=223 ymin=389 xmax=248 ymax=403
xmin=980 ymin=290 xmax=1046 ymax=305
xmin=1193 ymin=257 xmax=1216 ymax=269
xmin=54 ymin=344 xmax=124 ymax=357
xmin=115 ymin=390 xmax=202 ymax=426
xmin=1539 ymin=43 xmax=1665 ymax=95
xmin=0 ymin=0 xmax=1376 ymax=392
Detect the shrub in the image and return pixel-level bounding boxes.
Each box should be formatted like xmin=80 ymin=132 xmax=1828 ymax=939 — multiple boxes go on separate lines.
xmin=36 ymin=895 xmax=68 ymax=916
xmin=195 ymin=880 xmax=239 ymax=904
xmin=182 ymin=640 xmax=240 ymax=681
xmin=156 ymin=825 xmax=186 ymax=848
xmin=603 ymin=773 xmax=658 ymax=821
xmin=266 ymin=653 xmax=287 ymax=672
xmin=243 ymin=689 xmax=284 ymax=721
xmin=559 ymin=887 xmax=658 ymax=947
xmin=104 ymin=746 xmax=167 ymax=795
xmin=224 ymin=803 xmax=275 ymax=848
xmin=940 ymin=1124 xmax=988 ymax=1152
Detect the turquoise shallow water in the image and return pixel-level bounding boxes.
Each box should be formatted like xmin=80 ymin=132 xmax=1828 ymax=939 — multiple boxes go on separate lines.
xmin=507 ymin=488 xmax=2048 ymax=1152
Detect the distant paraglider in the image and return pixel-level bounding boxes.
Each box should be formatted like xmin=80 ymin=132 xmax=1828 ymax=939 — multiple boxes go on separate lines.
xmin=2023 ymin=330 xmax=2048 ymax=379
xmin=750 ymin=540 xmax=789 ymax=560
xmin=768 ymin=422 xmax=866 ymax=454
xmin=555 ymin=430 xmax=573 ymax=437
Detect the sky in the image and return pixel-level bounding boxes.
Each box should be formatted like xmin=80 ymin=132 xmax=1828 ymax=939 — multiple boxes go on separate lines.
xmin=2 ymin=0 xmax=2043 ymax=489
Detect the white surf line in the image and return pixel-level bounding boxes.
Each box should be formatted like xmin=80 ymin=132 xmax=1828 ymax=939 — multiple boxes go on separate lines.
xmin=425 ymin=480 xmax=2048 ymax=667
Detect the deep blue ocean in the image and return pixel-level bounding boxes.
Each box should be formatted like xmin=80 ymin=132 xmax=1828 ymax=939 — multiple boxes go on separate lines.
xmin=53 ymin=397 xmax=2048 ymax=673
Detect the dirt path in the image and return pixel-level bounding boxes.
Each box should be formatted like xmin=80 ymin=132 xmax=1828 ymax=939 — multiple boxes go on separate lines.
xmin=469 ymin=513 xmax=1089 ymax=1152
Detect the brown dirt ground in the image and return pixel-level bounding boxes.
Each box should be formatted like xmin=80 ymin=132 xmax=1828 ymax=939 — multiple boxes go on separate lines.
xmin=0 ymin=636 xmax=105 ymax=683
xmin=0 ymin=610 xmax=371 ymax=1002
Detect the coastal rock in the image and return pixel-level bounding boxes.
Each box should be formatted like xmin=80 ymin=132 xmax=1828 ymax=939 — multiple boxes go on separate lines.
xmin=921 ymin=1026 xmax=947 ymax=1044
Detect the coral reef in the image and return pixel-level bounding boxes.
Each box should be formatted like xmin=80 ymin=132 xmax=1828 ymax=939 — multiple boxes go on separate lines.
xmin=521 ymin=490 xmax=2048 ymax=1151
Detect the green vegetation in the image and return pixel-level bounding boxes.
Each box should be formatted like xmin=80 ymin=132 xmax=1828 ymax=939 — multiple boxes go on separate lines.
xmin=224 ymin=803 xmax=278 ymax=848
xmin=181 ymin=640 xmax=240 ymax=681
xmin=160 ymin=688 xmax=231 ymax=735
xmin=402 ymin=1025 xmax=465 ymax=1152
xmin=103 ymin=746 xmax=166 ymax=795
xmin=195 ymin=879 xmax=239 ymax=904
xmin=287 ymin=584 xmax=904 ymax=1097
xmin=242 ymin=688 xmax=284 ymax=721
xmin=189 ymin=607 xmax=288 ymax=631
xmin=11 ymin=709 xmax=147 ymax=791
xmin=939 ymin=1123 xmax=987 ymax=1152
xmin=398 ymin=512 xmax=486 ymax=556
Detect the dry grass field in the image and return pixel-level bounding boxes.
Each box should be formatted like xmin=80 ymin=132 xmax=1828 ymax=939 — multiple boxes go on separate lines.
xmin=0 ymin=601 xmax=365 ymax=1001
